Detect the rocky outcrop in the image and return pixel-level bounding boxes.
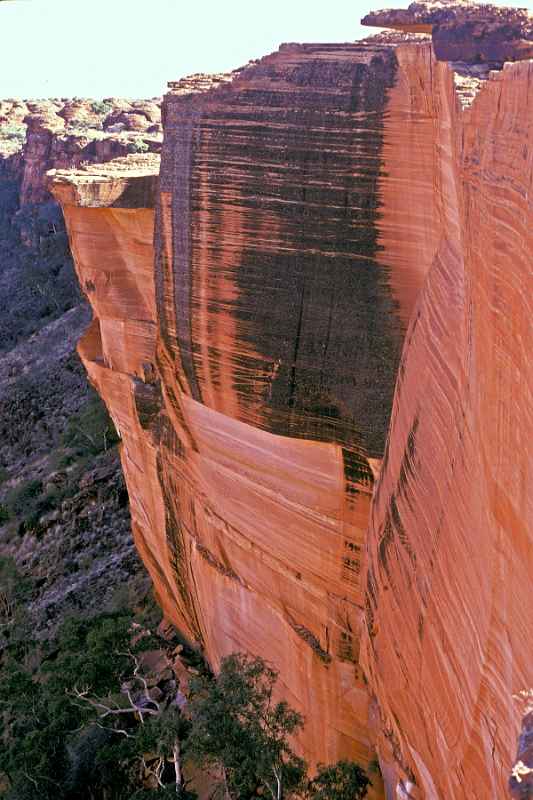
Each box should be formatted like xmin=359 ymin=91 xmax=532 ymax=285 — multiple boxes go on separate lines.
xmin=0 ymin=99 xmax=29 ymax=122
xmin=49 ymin=3 xmax=533 ymax=798
xmin=103 ymin=102 xmax=161 ymax=134
xmin=363 ymin=0 xmax=533 ymax=63
xmin=20 ymin=110 xmax=162 ymax=207
xmin=0 ymin=96 xmax=163 ymax=258
xmin=0 ymin=97 xmax=162 ymax=207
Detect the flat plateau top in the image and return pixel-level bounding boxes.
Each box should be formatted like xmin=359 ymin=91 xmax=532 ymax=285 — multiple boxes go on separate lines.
xmin=48 ymin=154 xmax=160 ymax=209
xmin=49 ymin=153 xmax=161 ymax=185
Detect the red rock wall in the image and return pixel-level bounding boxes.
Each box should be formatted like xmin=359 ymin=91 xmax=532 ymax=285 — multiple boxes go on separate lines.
xmin=51 ymin=40 xmax=439 ymax=790
xmin=51 ymin=31 xmax=533 ymax=800
xmin=148 ymin=42 xmax=435 ymax=779
xmin=54 ymin=192 xmax=181 ymax=636
xmin=50 ymin=35 xmax=451 ymax=790
xmin=374 ymin=42 xmax=442 ymax=327
xmin=361 ymin=56 xmax=533 ymax=799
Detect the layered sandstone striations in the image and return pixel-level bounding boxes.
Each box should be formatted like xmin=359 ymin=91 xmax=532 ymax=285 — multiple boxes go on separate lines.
xmin=360 ymin=6 xmax=533 ymax=800
xmin=49 ymin=154 xmax=160 ymax=386
xmin=51 ymin=40 xmax=443 ymax=787
xmin=50 ymin=4 xmax=533 ymax=798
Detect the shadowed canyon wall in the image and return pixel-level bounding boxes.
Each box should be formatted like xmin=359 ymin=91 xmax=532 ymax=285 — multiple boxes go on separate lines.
xmin=50 ymin=10 xmax=533 ymax=798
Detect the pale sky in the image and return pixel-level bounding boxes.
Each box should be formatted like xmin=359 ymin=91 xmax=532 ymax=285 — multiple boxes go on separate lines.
xmin=0 ymin=0 xmax=530 ymax=100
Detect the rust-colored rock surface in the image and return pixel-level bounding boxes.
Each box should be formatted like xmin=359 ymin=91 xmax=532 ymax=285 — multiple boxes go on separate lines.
xmin=361 ymin=50 xmax=533 ymax=800
xmin=50 ymin=39 xmax=440 ymax=787
xmin=363 ymin=0 xmax=533 ymax=63
xmin=50 ymin=5 xmax=533 ymax=798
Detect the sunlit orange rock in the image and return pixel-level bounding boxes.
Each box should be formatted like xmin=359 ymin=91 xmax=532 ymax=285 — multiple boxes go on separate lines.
xmin=361 ymin=52 xmax=533 ymax=800
xmin=50 ymin=7 xmax=533 ymax=797
xmin=49 ymin=37 xmax=439 ymax=789
xmin=362 ymin=0 xmax=533 ymax=63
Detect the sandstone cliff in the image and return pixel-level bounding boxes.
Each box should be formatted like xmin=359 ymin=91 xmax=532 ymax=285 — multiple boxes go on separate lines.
xmin=49 ymin=3 xmax=533 ymax=798
xmin=360 ymin=45 xmax=533 ymax=800
xmin=0 ymin=100 xmax=161 ymax=637
xmin=51 ymin=36 xmax=444 ymax=786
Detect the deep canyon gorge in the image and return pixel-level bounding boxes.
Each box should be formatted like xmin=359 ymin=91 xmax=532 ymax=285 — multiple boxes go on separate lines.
xmin=1 ymin=1 xmax=532 ymax=798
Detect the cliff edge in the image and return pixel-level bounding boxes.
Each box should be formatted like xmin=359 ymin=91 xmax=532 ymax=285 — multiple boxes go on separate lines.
xmin=50 ymin=3 xmax=532 ymax=798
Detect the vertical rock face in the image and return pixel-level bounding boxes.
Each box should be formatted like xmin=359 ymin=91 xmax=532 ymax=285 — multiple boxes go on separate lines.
xmin=152 ymin=44 xmax=408 ymax=775
xmin=50 ymin=155 xmax=165 ymax=626
xmin=361 ymin=51 xmax=533 ymax=800
xmin=159 ymin=44 xmax=405 ymax=459
xmin=50 ymin=6 xmax=533 ymax=797
xmin=51 ymin=41 xmax=437 ymax=783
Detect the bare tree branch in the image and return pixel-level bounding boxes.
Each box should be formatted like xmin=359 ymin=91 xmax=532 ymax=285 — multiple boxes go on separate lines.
xmin=172 ymin=740 xmax=182 ymax=790
xmin=69 ymin=686 xmax=158 ymax=721
xmin=94 ymin=720 xmax=134 ymax=739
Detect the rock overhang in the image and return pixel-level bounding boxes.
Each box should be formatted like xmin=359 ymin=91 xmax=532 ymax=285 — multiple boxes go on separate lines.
xmin=48 ymin=153 xmax=160 ymax=209
xmin=362 ymin=0 xmax=533 ymax=63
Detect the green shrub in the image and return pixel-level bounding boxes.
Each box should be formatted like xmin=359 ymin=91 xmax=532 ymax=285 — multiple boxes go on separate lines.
xmin=0 ymin=609 xmax=136 ymax=800
xmin=2 ymin=477 xmax=70 ymax=532
xmin=90 ymin=100 xmax=114 ymax=116
xmin=127 ymin=138 xmax=149 ymax=154
xmin=62 ymin=394 xmax=119 ymax=458
xmin=187 ymin=653 xmax=307 ymax=799
xmin=4 ymin=478 xmax=42 ymax=518
xmin=307 ymin=760 xmax=370 ymax=800
xmin=65 ymin=125 xmax=104 ymax=138
xmin=0 ymin=612 xmax=371 ymax=800
xmin=0 ymin=122 xmax=26 ymax=142
xmin=0 ymin=503 xmax=9 ymax=523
